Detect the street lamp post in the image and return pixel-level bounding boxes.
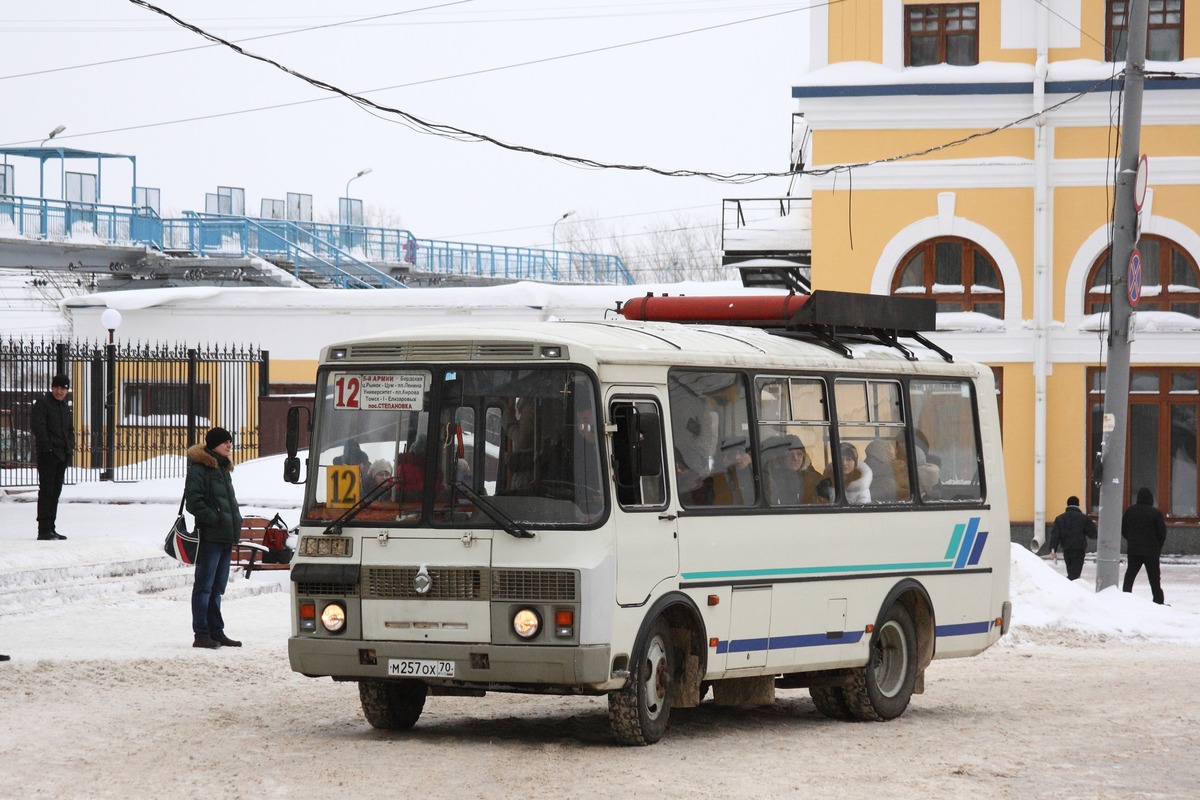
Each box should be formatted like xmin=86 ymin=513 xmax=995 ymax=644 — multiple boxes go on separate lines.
xmin=342 ymin=167 xmax=373 ymax=225
xmin=551 ymin=210 xmax=575 ymax=281
xmin=40 ymin=124 xmax=66 ymax=147
xmin=100 ymin=308 xmax=122 ymax=481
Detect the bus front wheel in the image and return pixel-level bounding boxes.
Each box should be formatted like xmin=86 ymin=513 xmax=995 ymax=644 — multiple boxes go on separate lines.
xmin=843 ymin=603 xmax=917 ymax=721
xmin=359 ymin=678 xmax=427 ymax=730
xmin=608 ymin=616 xmax=674 ymax=745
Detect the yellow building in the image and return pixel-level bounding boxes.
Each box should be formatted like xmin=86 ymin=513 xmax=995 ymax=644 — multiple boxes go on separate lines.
xmin=786 ymin=1 xmax=1200 ymax=536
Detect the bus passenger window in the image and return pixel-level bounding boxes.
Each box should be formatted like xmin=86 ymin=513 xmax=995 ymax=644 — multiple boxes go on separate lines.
xmin=669 ymin=370 xmax=754 ymax=508
xmin=910 ymin=379 xmax=982 ymax=502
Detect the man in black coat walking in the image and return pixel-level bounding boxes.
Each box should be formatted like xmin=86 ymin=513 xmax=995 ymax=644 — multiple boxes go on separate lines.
xmin=1047 ymin=495 xmax=1097 ymax=581
xmin=1122 ymin=486 xmax=1168 ymax=604
xmin=30 ymin=374 xmax=74 ymax=540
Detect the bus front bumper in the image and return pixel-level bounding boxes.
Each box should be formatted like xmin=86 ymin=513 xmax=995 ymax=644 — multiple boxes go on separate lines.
xmin=289 ymin=637 xmax=617 ymax=690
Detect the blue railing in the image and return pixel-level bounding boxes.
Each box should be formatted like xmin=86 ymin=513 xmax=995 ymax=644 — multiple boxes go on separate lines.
xmin=0 ymin=194 xmax=162 ymax=247
xmin=414 ymin=239 xmax=633 ymax=284
xmin=1 ymin=194 xmax=632 ymax=286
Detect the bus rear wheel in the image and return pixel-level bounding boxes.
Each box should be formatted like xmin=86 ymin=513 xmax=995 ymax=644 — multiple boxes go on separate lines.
xmin=809 ymin=685 xmax=853 ymax=719
xmin=359 ymin=679 xmax=427 ymax=730
xmin=843 ymin=603 xmax=917 ymax=722
xmin=608 ymin=616 xmax=674 ymax=745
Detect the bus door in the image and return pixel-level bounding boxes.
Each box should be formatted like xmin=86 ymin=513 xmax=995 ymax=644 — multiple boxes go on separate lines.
xmin=608 ymin=392 xmax=677 ymax=606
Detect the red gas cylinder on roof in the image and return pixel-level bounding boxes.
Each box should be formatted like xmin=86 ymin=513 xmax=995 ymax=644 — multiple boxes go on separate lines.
xmin=618 ymin=293 xmax=811 ymax=326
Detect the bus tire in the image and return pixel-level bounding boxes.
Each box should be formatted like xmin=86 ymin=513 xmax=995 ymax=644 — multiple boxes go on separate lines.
xmin=608 ymin=616 xmax=674 ymax=745
xmin=359 ymin=679 xmax=427 ymax=730
xmin=809 ymin=686 xmax=853 ymax=720
xmin=843 ymin=603 xmax=917 ymax=722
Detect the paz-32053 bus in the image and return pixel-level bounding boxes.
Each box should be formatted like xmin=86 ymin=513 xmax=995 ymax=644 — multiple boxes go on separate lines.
xmin=283 ymin=291 xmax=1010 ymax=745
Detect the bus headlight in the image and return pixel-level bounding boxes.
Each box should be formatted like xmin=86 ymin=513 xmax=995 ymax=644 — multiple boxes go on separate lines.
xmin=321 ymin=602 xmax=347 ymax=633
xmin=512 ymin=608 xmax=541 ymax=639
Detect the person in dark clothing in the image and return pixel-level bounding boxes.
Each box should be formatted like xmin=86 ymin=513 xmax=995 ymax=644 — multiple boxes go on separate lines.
xmin=30 ymin=374 xmax=75 ymax=540
xmin=1122 ymin=486 xmax=1168 ymax=604
xmin=1047 ymin=495 xmax=1097 ymax=581
xmin=185 ymin=427 xmax=244 ymax=648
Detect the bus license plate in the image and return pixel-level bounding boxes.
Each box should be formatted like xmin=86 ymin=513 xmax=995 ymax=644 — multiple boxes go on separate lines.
xmin=388 ymin=659 xmax=455 ymax=678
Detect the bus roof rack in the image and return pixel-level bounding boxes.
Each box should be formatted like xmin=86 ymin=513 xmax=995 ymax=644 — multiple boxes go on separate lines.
xmin=618 ymin=290 xmax=952 ymax=362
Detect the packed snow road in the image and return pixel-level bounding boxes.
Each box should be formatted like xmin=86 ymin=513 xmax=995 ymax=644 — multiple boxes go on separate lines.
xmin=2 ymin=632 xmax=1197 ymax=799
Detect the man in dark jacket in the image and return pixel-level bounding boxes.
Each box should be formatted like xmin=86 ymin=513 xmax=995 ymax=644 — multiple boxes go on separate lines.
xmin=185 ymin=427 xmax=244 ymax=648
xmin=1047 ymin=495 xmax=1097 ymax=581
xmin=30 ymin=374 xmax=74 ymax=540
xmin=1122 ymin=486 xmax=1168 ymax=604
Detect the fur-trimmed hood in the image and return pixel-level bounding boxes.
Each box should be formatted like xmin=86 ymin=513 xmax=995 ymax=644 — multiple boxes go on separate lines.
xmin=186 ymin=443 xmax=234 ymax=472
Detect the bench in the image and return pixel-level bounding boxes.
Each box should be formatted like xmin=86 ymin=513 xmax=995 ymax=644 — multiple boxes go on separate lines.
xmin=232 ymin=515 xmax=294 ymax=577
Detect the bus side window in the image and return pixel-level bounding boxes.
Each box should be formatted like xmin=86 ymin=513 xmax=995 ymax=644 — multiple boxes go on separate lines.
xmin=612 ymin=400 xmax=666 ymax=508
xmin=909 ymin=378 xmax=983 ymax=502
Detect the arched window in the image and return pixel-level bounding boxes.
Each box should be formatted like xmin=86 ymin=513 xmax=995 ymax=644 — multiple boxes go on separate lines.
xmin=891 ymin=237 xmax=1004 ymax=319
xmin=1085 ymin=235 xmax=1200 ymax=317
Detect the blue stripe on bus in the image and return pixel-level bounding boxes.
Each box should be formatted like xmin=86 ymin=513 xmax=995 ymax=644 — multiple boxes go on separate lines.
xmin=967 ymin=530 xmax=989 ymax=566
xmin=715 ymin=623 xmax=991 ymax=655
xmin=715 ymin=630 xmax=866 ymax=655
xmin=953 ymin=517 xmax=980 ymax=570
xmin=936 ymin=621 xmax=993 ymax=637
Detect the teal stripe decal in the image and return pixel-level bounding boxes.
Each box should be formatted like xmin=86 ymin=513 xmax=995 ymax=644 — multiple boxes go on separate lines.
xmin=945 ymin=522 xmax=965 ymax=560
xmin=682 ymin=560 xmax=953 ymax=580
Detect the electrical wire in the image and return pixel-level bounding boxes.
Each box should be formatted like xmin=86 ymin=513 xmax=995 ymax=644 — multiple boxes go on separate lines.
xmin=121 ymin=0 xmax=1129 ymax=187
xmin=0 ymin=1 xmax=475 ymax=82
xmin=124 ymin=0 xmax=824 ymax=184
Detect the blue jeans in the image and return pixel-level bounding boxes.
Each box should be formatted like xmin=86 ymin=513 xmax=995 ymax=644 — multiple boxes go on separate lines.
xmin=191 ymin=539 xmax=234 ymax=638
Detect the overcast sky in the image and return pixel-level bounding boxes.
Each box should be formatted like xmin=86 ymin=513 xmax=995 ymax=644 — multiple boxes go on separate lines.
xmin=1 ymin=1 xmax=812 ymax=264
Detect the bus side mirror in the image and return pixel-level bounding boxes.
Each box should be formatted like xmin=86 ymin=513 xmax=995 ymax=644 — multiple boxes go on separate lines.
xmin=636 ymin=409 xmax=663 ymax=477
xmin=284 ymin=405 xmax=310 ymax=484
xmin=612 ymin=405 xmax=663 ymax=490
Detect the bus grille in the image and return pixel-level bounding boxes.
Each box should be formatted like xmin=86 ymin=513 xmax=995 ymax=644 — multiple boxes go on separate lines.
xmin=295 ymin=580 xmax=359 ymax=597
xmin=364 ymin=567 xmax=485 ymax=599
xmin=492 ymin=569 xmax=578 ymax=601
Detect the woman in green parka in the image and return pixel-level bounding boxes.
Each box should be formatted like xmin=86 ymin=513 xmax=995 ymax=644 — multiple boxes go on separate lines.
xmin=186 ymin=427 xmax=244 ymax=649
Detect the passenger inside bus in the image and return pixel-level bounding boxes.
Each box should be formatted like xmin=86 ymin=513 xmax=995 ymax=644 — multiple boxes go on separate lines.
xmin=865 ymin=437 xmax=910 ymax=503
xmin=502 ymin=397 xmax=537 ymax=491
xmin=364 ymin=458 xmax=394 ymax=497
xmin=913 ymin=430 xmax=943 ymax=498
xmin=674 ymin=447 xmax=713 ymax=505
xmin=831 ymin=442 xmax=872 ymax=504
xmin=762 ymin=434 xmax=826 ymax=506
xmin=710 ymin=436 xmax=755 ymax=505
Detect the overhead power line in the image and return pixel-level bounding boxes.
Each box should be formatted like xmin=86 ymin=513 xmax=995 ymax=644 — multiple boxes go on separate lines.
xmin=126 ymin=0 xmax=819 ymax=184
xmin=0 ymin=1 xmax=475 ymax=82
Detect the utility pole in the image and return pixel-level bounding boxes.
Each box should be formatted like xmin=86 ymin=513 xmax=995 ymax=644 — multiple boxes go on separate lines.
xmin=1095 ymin=0 xmax=1148 ymax=591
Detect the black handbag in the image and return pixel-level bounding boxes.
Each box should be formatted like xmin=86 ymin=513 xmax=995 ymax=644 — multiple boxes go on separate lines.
xmin=164 ymin=494 xmax=199 ymax=565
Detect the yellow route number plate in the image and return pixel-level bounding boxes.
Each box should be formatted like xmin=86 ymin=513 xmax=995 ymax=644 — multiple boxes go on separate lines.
xmin=326 ymin=464 xmax=361 ymax=508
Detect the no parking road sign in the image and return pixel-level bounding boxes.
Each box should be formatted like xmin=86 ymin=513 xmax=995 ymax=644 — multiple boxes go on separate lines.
xmin=1128 ymin=248 xmax=1142 ymax=307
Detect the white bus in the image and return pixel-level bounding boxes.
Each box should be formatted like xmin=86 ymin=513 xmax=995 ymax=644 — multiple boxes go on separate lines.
xmin=283 ymin=290 xmax=1011 ymax=745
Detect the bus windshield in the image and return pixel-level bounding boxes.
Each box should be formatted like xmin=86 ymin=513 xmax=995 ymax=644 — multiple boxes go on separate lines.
xmin=303 ymin=366 xmax=605 ymax=528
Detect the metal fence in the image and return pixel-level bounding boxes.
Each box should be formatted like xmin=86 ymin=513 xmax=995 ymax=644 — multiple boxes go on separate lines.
xmin=0 ymin=336 xmax=266 ymax=487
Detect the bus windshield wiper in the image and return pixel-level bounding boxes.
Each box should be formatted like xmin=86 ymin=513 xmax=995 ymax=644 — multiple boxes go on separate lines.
xmin=454 ymin=481 xmax=533 ymax=539
xmin=322 ymin=479 xmax=395 ymax=535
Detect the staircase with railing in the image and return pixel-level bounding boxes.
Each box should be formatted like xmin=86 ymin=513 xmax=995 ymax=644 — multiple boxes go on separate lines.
xmin=0 ymin=195 xmax=633 ymax=287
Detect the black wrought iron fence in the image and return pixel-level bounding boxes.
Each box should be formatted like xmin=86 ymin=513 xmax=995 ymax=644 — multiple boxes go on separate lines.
xmin=0 ymin=336 xmax=267 ymax=487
